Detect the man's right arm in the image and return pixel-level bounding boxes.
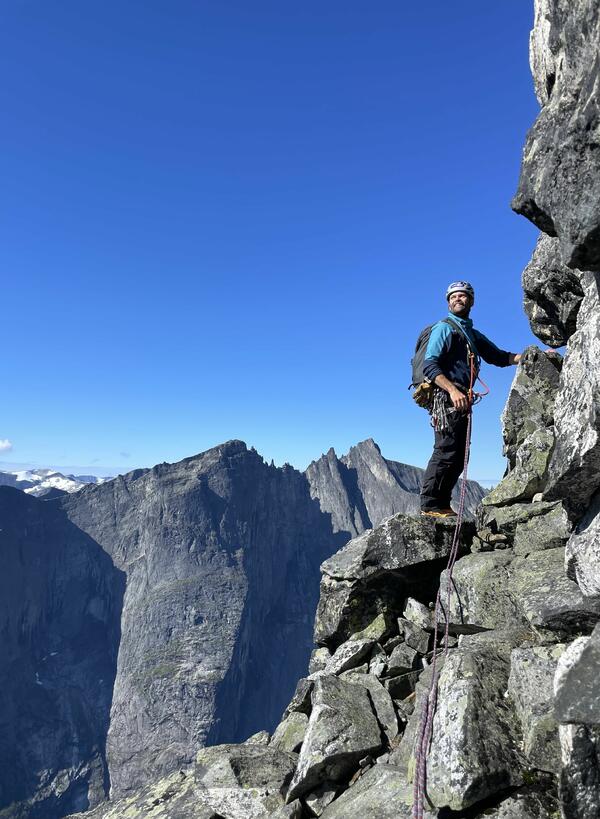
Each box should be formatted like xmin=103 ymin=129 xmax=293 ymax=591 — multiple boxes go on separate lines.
xmin=433 ymin=373 xmax=470 ymax=412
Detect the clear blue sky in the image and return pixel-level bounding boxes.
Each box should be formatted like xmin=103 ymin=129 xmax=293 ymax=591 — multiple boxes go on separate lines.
xmin=1 ymin=1 xmax=541 ymax=482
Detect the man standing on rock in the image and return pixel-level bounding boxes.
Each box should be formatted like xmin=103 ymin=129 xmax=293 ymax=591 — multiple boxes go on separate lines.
xmin=420 ymin=281 xmax=522 ymax=518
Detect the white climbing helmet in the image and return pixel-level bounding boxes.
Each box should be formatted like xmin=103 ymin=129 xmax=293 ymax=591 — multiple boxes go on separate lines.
xmin=446 ymin=280 xmax=475 ymax=300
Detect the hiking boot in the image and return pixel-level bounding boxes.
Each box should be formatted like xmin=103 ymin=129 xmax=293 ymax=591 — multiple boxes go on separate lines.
xmin=420 ymin=508 xmax=457 ymax=518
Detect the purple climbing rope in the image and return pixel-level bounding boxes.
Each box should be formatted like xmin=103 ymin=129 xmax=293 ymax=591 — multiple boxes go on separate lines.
xmin=412 ymin=406 xmax=473 ymax=819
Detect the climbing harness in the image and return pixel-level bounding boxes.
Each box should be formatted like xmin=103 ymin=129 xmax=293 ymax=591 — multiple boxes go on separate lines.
xmin=411 ymin=353 xmax=479 ymax=819
xmin=429 ymin=351 xmax=489 ymax=434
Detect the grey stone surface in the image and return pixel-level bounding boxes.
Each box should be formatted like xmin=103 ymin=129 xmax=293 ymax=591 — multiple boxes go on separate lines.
xmin=303 ymin=782 xmax=337 ymax=816
xmin=245 ymin=730 xmax=271 ymax=746
xmin=314 ymin=515 xmax=473 ymax=648
xmin=282 ymin=678 xmax=314 ymax=720
xmin=508 ymin=645 xmax=566 ymax=773
xmin=424 ymin=646 xmax=524 ymax=810
xmin=352 ymin=612 xmax=391 ymax=643
xmin=286 ymin=675 xmax=382 ymax=801
xmin=500 ymin=345 xmax=562 ymax=468
xmin=554 ymin=626 xmax=600 ymax=724
xmin=513 ymin=0 xmax=600 ymax=271
xmin=323 ymin=639 xmax=374 ymax=676
xmin=479 ymin=785 xmax=560 ymax=818
xmin=319 ymin=764 xmax=434 ymax=819
xmin=438 ymin=551 xmax=525 ymax=631
xmin=558 ymin=723 xmax=600 ymax=819
xmin=483 ymin=427 xmax=555 ymax=506
xmin=398 ymin=618 xmax=430 ymax=653
xmin=396 ymin=642 xmax=524 ymax=811
xmin=386 ymin=643 xmax=418 ymax=676
xmin=268 ymin=801 xmax=304 ymax=819
xmin=566 ymin=488 xmax=600 ymax=596
xmin=66 ymin=770 xmax=216 ymax=819
xmin=320 ymin=514 xmax=473 ymax=582
xmin=271 ymin=713 xmax=309 ymax=754
xmin=340 ymin=672 xmax=399 ymax=744
xmin=479 ymin=500 xmax=564 ymax=538
xmin=308 ymin=648 xmax=331 ymax=675
xmin=511 ymin=548 xmax=600 ymax=632
xmin=545 ymin=273 xmax=600 ymax=517
xmin=403 ymin=598 xmax=434 ymax=631
xmin=70 ymin=745 xmax=300 ymax=819
xmin=513 ymin=500 xmax=572 ymax=554
xmin=268 ymin=800 xmax=304 ymax=819
xmin=195 ymin=743 xmax=297 ymax=792
xmin=522 ymin=234 xmax=584 ymax=347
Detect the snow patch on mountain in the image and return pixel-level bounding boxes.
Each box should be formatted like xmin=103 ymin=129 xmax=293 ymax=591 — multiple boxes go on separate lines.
xmin=0 ymin=469 xmax=112 ymax=496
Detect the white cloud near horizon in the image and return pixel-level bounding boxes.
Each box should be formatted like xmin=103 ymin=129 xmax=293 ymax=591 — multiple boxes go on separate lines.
xmin=0 ymin=439 xmax=13 ymax=452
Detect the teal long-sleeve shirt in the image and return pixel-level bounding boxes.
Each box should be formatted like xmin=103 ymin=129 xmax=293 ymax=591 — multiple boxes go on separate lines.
xmin=423 ymin=314 xmax=513 ymax=391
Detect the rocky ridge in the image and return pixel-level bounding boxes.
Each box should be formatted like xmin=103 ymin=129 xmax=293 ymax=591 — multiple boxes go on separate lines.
xmin=65 ymin=2 xmax=600 ymax=817
xmin=0 ymin=440 xmax=484 ymax=819
xmin=71 ymin=338 xmax=600 ymax=818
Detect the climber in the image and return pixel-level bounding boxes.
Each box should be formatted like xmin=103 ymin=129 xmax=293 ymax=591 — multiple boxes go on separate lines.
xmin=419 ymin=281 xmax=522 ymax=517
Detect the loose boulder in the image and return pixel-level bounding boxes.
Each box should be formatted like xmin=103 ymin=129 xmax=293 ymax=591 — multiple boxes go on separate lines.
xmin=286 ymin=675 xmax=383 ymax=801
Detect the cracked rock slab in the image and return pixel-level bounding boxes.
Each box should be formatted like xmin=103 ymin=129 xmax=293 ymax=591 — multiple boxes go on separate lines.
xmin=512 ymin=1 xmax=600 ymax=270
xmin=340 ymin=671 xmax=399 ymax=744
xmin=566 ymin=488 xmax=600 ymax=596
xmin=323 ymin=638 xmax=375 ymax=676
xmin=554 ymin=625 xmax=600 ymax=724
xmin=522 ymin=234 xmax=584 ymax=348
xmin=286 ymin=675 xmax=383 ymax=801
xmin=483 ymin=427 xmax=555 ymax=507
xmin=319 ymin=764 xmax=435 ymax=818
xmin=438 ymin=551 xmax=526 ymax=631
xmin=423 ymin=643 xmax=524 ymax=810
xmin=545 ymin=273 xmax=600 ymax=517
xmin=500 ymin=345 xmax=562 ymax=468
xmin=513 ymin=501 xmax=572 ymax=555
xmin=511 ymin=548 xmax=600 ymax=633
xmin=508 ymin=645 xmax=566 ymax=773
xmin=320 ymin=514 xmax=473 ymax=582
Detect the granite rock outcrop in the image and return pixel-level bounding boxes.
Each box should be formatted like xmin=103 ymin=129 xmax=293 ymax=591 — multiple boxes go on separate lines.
xmin=513 ymin=0 xmax=600 ymax=270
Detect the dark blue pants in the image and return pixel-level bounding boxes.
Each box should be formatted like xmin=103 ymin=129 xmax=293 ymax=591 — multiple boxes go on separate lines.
xmin=420 ymin=409 xmax=469 ymax=511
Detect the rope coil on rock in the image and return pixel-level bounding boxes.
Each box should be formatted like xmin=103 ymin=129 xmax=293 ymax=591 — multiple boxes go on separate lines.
xmin=412 ymin=354 xmax=476 ymax=819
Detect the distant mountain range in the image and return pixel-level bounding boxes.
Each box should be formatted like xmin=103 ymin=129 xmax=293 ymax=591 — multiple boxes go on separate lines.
xmin=0 ymin=468 xmax=110 ymax=496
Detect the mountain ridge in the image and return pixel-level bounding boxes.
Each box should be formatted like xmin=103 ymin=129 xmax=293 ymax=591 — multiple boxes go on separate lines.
xmin=0 ymin=437 xmax=482 ymax=818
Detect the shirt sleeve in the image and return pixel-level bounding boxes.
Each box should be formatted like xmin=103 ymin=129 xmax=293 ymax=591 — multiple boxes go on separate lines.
xmin=473 ymin=330 xmax=513 ymax=367
xmin=423 ymin=322 xmax=453 ymax=381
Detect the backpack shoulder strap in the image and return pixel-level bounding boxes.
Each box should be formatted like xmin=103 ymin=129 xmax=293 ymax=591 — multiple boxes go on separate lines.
xmin=443 ymin=316 xmax=479 ymax=357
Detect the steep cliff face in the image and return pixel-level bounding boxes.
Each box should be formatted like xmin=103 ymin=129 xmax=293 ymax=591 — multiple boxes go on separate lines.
xmin=513 ymin=0 xmax=600 ymax=270
xmin=0 ymin=489 xmax=124 ymax=819
xmin=58 ymin=441 xmax=347 ymax=799
xmin=513 ymin=6 xmax=600 ymax=813
xmin=515 ymin=0 xmax=600 ymax=603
